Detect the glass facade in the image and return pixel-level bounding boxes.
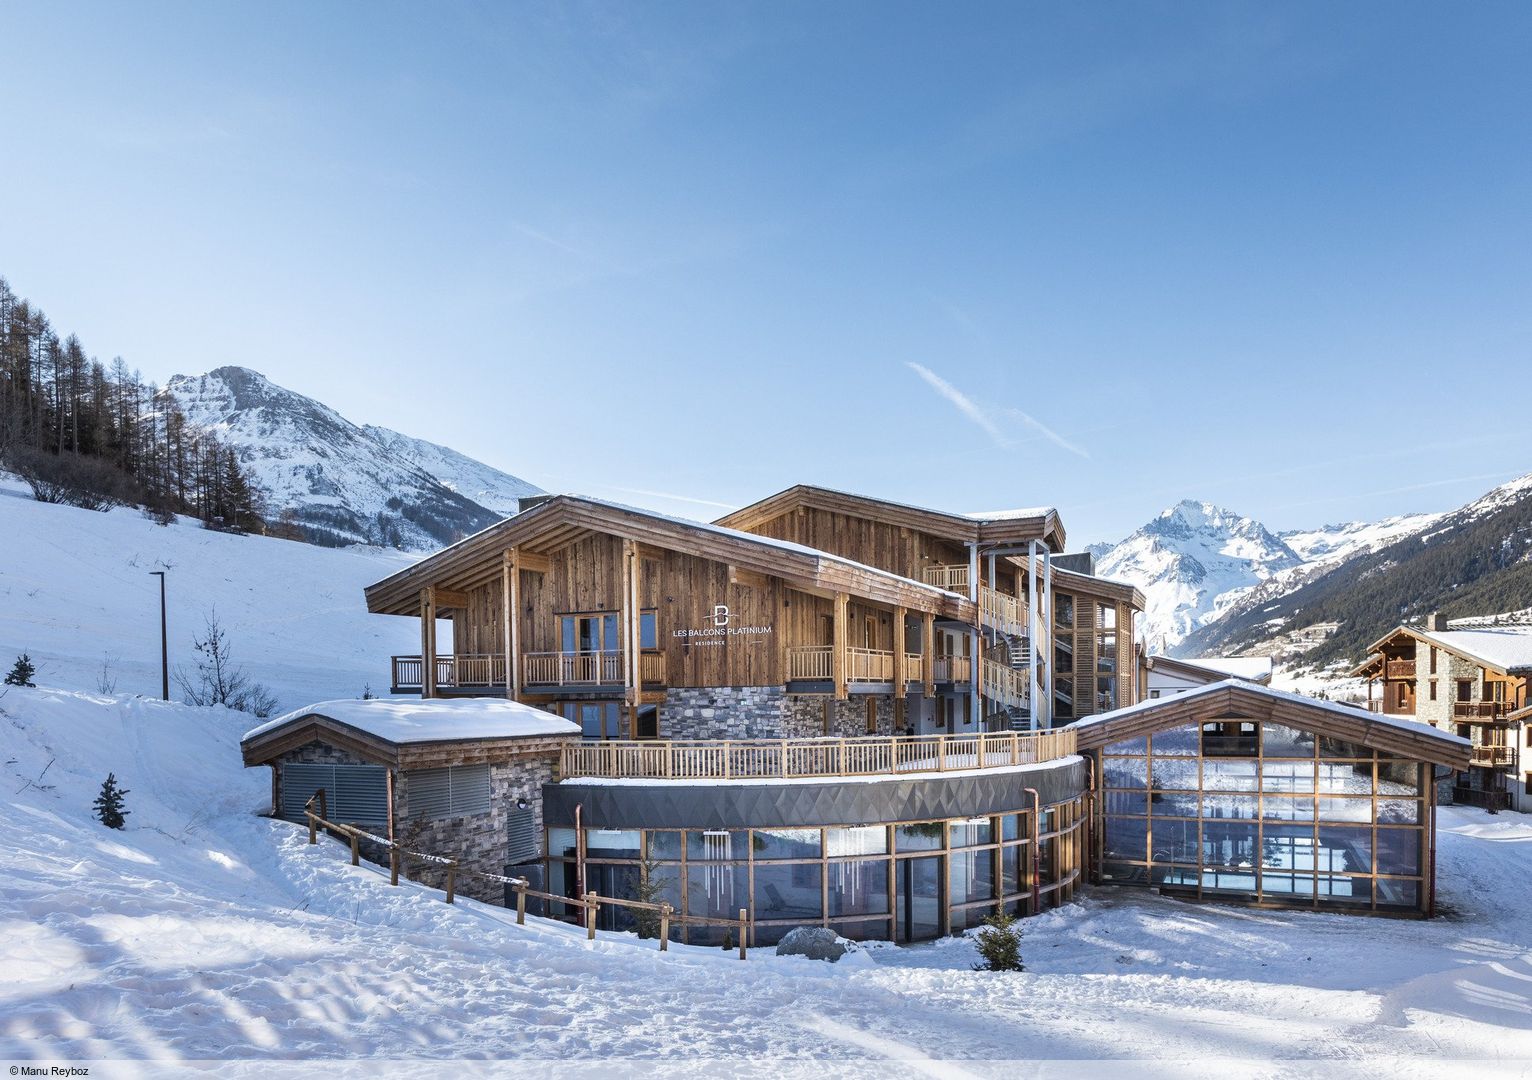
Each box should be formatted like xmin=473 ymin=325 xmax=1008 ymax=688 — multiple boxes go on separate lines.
xmin=1098 ymin=719 xmax=1430 ymax=912
xmin=546 ymin=795 xmax=1087 ymax=946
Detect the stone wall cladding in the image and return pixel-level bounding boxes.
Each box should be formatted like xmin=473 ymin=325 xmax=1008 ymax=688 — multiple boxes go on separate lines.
xmin=784 ymin=695 xmax=899 ymax=738
xmin=662 ymin=686 xmax=789 ymax=739
xmin=396 ymin=751 xmax=558 ymax=906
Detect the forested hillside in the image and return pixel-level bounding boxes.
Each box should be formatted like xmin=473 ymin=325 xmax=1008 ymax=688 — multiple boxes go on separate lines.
xmin=0 ymin=276 xmax=266 ymax=532
xmin=1181 ymin=473 xmax=1532 ymax=666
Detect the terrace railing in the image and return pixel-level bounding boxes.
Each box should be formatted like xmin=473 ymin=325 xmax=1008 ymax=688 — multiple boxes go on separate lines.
xmin=934 ymin=654 xmax=972 ymax=683
xmin=524 ymin=650 xmax=623 ymax=687
xmin=392 ymin=653 xmax=506 ymax=689
xmin=981 ymin=658 xmax=1029 ymax=709
xmin=786 ymin=646 xmax=903 ymax=683
xmin=979 ymin=586 xmax=1029 ymax=639
xmin=921 ymin=564 xmax=970 ymax=591
xmin=1471 ymin=744 xmax=1514 ymax=766
xmin=1454 ymin=701 xmax=1511 ymax=720
xmin=560 ymin=729 xmax=1076 ymax=781
xmin=1385 ymin=659 xmax=1417 ymax=679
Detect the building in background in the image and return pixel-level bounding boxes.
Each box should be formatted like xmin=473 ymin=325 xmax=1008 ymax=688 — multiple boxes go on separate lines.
xmin=1352 ymin=615 xmax=1532 ymax=811
xmin=1144 ymin=654 xmax=1274 ymax=699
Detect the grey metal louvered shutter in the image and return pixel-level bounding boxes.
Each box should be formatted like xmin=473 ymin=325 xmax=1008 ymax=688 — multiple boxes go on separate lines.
xmin=279 ymin=763 xmax=334 ymax=821
xmin=506 ymin=804 xmax=538 ymax=863
xmin=409 ymin=767 xmax=452 ymax=820
xmin=450 ymin=764 xmax=491 ymax=817
xmin=333 ymin=765 xmax=389 ymax=827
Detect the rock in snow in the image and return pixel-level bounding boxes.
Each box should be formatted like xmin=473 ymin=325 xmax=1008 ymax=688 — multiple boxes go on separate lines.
xmin=775 ymin=926 xmax=855 ymax=962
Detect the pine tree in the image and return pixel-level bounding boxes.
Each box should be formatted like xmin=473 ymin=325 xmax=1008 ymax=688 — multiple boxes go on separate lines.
xmin=93 ymin=773 xmax=130 ymax=829
xmin=4 ymin=653 xmax=36 ymax=687
xmin=973 ymin=911 xmax=1024 ymax=972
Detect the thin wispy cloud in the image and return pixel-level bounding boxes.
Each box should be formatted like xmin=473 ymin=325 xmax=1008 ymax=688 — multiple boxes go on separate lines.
xmin=607 ymin=486 xmax=737 ymax=511
xmin=905 ymin=362 xmax=1090 ymax=460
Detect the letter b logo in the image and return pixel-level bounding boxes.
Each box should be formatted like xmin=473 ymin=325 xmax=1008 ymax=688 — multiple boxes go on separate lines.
xmin=712 ymin=604 xmax=731 ymax=627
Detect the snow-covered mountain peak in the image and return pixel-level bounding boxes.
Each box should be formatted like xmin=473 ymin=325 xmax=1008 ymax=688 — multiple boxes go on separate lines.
xmin=162 ymin=366 xmax=542 ymax=550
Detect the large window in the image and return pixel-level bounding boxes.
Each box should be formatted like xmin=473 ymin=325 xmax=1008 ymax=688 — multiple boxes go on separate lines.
xmin=545 ymin=800 xmax=1087 ymax=947
xmin=1099 ymin=719 xmax=1428 ymax=912
xmin=561 ymin=612 xmax=618 ymax=653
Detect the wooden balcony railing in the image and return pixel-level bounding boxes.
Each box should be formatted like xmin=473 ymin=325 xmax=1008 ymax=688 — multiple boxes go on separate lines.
xmin=934 ymin=654 xmax=972 ymax=683
xmin=981 ymin=658 xmax=1029 ymax=708
xmin=921 ymin=564 xmax=970 ymax=591
xmin=639 ymin=651 xmax=666 ymax=685
xmin=1455 ymin=701 xmax=1510 ymax=720
xmin=787 ymin=645 xmax=833 ymax=680
xmin=1385 ymin=659 xmax=1417 ymax=679
xmin=904 ymin=653 xmax=923 ymax=684
xmin=786 ymin=646 xmax=902 ymax=683
xmin=979 ymin=586 xmax=1029 ymax=639
xmin=561 ymin=729 xmax=1078 ymax=781
xmin=524 ymin=650 xmax=623 ymax=687
xmin=847 ymin=646 xmax=894 ymax=682
xmin=391 ymin=653 xmax=506 ymax=689
xmin=1471 ymin=745 xmax=1514 ymax=767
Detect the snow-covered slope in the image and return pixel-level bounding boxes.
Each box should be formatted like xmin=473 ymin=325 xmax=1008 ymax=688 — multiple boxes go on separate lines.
xmin=1279 ymin=513 xmax=1443 ymax=564
xmin=1093 ymin=500 xmax=1304 ymax=650
xmin=164 ymin=366 xmax=541 ymax=550
xmin=0 ymin=475 xmax=419 ymax=711
xmin=5 ymin=684 xmax=1532 ymax=1066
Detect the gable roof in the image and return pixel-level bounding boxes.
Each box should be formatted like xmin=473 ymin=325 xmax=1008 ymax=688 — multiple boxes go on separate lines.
xmin=364 ymin=494 xmax=973 ymax=618
xmin=1067 ymin=680 xmax=1470 ymax=771
xmin=1046 ymin=562 xmax=1147 ymax=610
xmin=241 ymin=698 xmax=579 ymax=770
xmin=714 ymin=484 xmax=1066 ymax=552
xmin=1359 ymin=624 xmax=1532 ymax=677
xmin=1146 ymin=654 xmax=1273 ymax=685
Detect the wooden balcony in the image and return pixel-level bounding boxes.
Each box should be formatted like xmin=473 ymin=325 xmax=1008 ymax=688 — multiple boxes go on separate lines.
xmin=392 ymin=653 xmax=505 ymax=690
xmin=1455 ymin=701 xmax=1510 ymax=720
xmin=392 ymin=650 xmax=666 ymax=692
xmin=934 ymin=654 xmax=972 ymax=683
xmin=1385 ymin=659 xmax=1417 ymax=679
xmin=524 ymin=650 xmax=623 ymax=687
xmin=560 ymin=729 xmax=1078 ymax=781
xmin=921 ymin=564 xmax=970 ymax=591
xmin=979 ymin=585 xmax=1029 ymax=639
xmin=1471 ymin=745 xmax=1514 ymax=767
xmin=786 ymin=646 xmax=906 ymax=683
xmin=981 ymin=658 xmax=1028 ymax=708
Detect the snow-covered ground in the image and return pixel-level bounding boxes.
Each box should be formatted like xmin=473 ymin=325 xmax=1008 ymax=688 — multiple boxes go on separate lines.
xmin=4 ymin=684 xmax=1532 ymax=1074
xmin=0 ymin=476 xmax=421 ymax=712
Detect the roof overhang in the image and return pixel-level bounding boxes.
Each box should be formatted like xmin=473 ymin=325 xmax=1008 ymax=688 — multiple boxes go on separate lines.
xmin=364 ymin=495 xmax=970 ymax=619
xmin=241 ymin=711 xmax=577 ymax=771
xmin=1067 ymin=681 xmax=1471 ymax=771
xmin=714 ymin=484 xmax=1066 ymax=553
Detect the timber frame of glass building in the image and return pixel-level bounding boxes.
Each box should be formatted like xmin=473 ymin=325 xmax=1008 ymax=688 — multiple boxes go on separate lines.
xmin=1073 ymin=682 xmax=1470 ymax=917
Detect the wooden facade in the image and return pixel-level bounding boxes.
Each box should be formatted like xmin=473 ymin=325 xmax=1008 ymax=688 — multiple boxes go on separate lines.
xmin=365 ymin=488 xmax=1145 ymax=737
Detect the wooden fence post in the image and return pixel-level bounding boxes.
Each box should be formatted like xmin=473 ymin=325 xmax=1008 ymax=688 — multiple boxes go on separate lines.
xmin=390 ymin=846 xmax=399 ymax=886
xmin=307 ymin=812 xmax=317 ymax=845
xmin=585 ymin=891 xmax=598 ymax=940
xmin=349 ymin=830 xmax=360 ymax=866
xmin=659 ymin=903 xmax=671 ymax=951
xmin=515 ymin=882 xmax=527 ymax=925
xmin=445 ymin=861 xmax=457 ymax=904
xmin=738 ymin=908 xmax=748 ymax=960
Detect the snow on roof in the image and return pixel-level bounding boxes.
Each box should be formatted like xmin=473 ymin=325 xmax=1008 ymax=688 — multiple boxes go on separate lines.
xmin=1178 ymin=656 xmax=1275 ymax=681
xmin=242 ymin=697 xmax=579 ymax=746
xmin=1415 ymin=627 xmax=1532 ymax=673
xmin=1067 ymin=678 xmax=1470 ymax=748
xmin=964 ymin=507 xmax=1056 ymax=521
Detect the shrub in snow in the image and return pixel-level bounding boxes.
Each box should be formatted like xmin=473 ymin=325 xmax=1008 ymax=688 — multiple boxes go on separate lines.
xmin=973 ymin=912 xmax=1024 ymax=972
xmin=174 ymin=609 xmax=278 ymax=717
xmin=631 ymin=856 xmax=674 ymax=940
xmin=4 ymin=653 xmax=36 ymax=687
xmin=93 ymin=773 xmax=130 ymax=830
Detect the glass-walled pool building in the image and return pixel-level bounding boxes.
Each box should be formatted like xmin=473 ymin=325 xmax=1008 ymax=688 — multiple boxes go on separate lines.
xmin=1072 ymin=682 xmax=1469 ymax=917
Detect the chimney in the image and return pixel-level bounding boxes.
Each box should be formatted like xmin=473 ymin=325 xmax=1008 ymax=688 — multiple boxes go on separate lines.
xmin=1428 ymin=612 xmax=1450 ymax=632
xmin=516 ymin=494 xmax=558 ymax=515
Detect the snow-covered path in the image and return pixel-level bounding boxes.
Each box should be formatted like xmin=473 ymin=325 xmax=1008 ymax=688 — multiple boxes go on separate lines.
xmin=3 ymin=685 xmax=1532 ymax=1074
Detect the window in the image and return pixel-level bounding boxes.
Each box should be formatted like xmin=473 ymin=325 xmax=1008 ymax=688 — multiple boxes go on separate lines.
xmin=1429 ymin=681 xmax=1437 ymax=701
xmin=406 ymin=764 xmax=491 ymax=820
xmin=1429 ymin=647 xmax=1437 ymax=675
xmin=1149 ymin=690 xmax=1161 ymax=699
xmin=1457 ymin=680 xmax=1473 ymax=703
xmin=639 ymin=610 xmax=658 ymax=650
xmin=561 ymin=612 xmax=617 ymax=653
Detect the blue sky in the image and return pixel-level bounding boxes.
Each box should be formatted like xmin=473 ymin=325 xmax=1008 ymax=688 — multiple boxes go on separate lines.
xmin=2 ymin=2 xmax=1529 ymax=546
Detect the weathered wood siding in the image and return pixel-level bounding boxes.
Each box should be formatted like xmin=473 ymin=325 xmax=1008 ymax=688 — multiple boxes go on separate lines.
xmin=746 ymin=508 xmax=970 ymax=583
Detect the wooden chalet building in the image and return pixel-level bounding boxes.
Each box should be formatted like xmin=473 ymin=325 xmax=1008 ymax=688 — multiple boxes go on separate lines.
xmin=364 ymin=486 xmax=1146 ymax=740
xmin=1352 ymin=615 xmax=1532 ymax=811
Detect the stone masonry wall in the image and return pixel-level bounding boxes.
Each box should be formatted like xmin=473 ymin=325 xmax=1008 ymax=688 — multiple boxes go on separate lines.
xmin=396 ymin=752 xmax=558 ymax=906
xmin=662 ymin=686 xmax=789 ymax=739
xmin=783 ymin=695 xmax=899 ymax=738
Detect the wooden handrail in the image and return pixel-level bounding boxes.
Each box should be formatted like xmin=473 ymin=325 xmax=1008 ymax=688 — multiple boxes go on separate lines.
xmin=921 ymin=564 xmax=970 ymax=591
xmin=561 ymin=729 xmax=1076 ymax=780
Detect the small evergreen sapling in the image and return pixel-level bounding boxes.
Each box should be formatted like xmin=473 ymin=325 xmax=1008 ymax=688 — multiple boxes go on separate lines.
xmin=94 ymin=773 xmax=130 ymax=830
xmin=4 ymin=653 xmax=37 ymax=687
xmin=973 ymin=911 xmax=1024 ymax=972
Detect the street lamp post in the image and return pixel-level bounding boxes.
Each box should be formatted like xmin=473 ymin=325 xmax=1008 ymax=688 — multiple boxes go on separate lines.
xmin=149 ymin=570 xmax=168 ymax=701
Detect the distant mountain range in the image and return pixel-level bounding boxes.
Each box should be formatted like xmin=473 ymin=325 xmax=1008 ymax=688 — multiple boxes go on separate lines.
xmin=164 ymin=367 xmax=542 ymax=550
xmin=1090 ymin=473 xmax=1532 ymax=668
